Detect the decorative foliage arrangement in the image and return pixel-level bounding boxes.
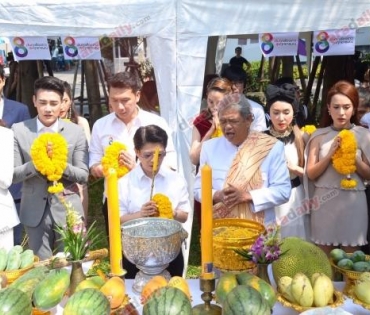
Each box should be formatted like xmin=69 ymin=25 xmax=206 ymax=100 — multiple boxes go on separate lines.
xmin=332 ymin=129 xmax=357 ymax=189
xmin=55 ymin=202 xmax=101 ymax=261
xmin=101 ymin=141 xmax=129 ymax=178
xmin=235 ymin=226 xmax=282 ymax=264
xmin=30 ymin=133 xmax=68 ymax=194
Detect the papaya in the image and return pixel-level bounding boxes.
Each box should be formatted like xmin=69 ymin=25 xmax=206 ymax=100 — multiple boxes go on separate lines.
xmin=141 ymin=275 xmax=168 ymax=304
xmin=76 ymin=276 xmax=105 ymax=292
xmin=33 ymin=268 xmax=70 ymax=310
xmin=10 ymin=266 xmax=48 ymax=299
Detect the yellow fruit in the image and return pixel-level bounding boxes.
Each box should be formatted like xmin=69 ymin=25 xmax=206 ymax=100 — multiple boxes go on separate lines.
xmin=75 ymin=279 xmax=101 ymax=292
xmin=278 ymin=276 xmax=296 ymax=303
xmin=291 ymin=273 xmax=313 ymax=307
xmin=355 ymin=279 xmax=370 ymax=304
xmin=100 ymin=276 xmax=126 ymax=309
xmin=168 ymin=276 xmax=191 ymax=300
xmin=141 ymin=275 xmax=168 ymax=304
xmin=312 ymin=273 xmax=334 ymax=307
xmin=272 ymin=237 xmax=332 ymax=284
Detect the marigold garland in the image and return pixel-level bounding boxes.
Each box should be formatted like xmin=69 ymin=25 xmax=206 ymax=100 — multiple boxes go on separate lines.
xmin=331 ymin=129 xmax=357 ymax=189
xmin=101 ymin=141 xmax=129 ymax=178
xmin=30 ymin=133 xmax=68 ymax=194
xmin=152 ymin=193 xmax=173 ymax=219
xmin=301 ymin=125 xmax=317 ymax=135
xmin=211 ymin=126 xmax=223 ymax=138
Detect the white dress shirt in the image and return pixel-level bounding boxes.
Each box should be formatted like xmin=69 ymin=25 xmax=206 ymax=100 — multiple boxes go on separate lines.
xmin=194 ymin=136 xmax=291 ymax=225
xmin=246 ymin=97 xmax=267 ymax=132
xmin=89 ymin=108 xmax=177 ymax=170
xmin=118 ymin=165 xmax=191 ymax=217
xmin=36 ymin=117 xmax=59 ymax=134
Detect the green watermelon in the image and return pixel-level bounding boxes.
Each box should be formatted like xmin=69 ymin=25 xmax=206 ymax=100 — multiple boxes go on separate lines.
xmin=222 ymin=285 xmax=271 ymax=315
xmin=33 ymin=268 xmax=70 ymax=310
xmin=143 ymin=286 xmax=192 ymax=315
xmin=63 ymin=288 xmax=110 ymax=315
xmin=0 ymin=287 xmax=32 ymax=315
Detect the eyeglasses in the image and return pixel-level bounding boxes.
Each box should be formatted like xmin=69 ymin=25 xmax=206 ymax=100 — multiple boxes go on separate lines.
xmin=139 ymin=150 xmax=166 ymax=160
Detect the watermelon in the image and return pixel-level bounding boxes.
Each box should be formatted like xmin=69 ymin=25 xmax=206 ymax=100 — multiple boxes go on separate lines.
xmin=143 ymin=286 xmax=192 ymax=315
xmin=63 ymin=288 xmax=110 ymax=315
xmin=236 ymin=272 xmax=276 ymax=309
xmin=33 ymin=268 xmax=70 ymax=310
xmin=222 ymin=285 xmax=271 ymax=315
xmin=0 ymin=287 xmax=32 ymax=315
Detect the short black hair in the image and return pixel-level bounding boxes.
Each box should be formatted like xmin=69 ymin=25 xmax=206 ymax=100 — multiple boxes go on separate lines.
xmin=235 ymin=47 xmax=242 ymax=51
xmin=133 ymin=125 xmax=168 ymax=150
xmin=34 ymin=76 xmax=64 ymax=99
xmin=222 ymin=65 xmax=247 ymax=85
xmin=108 ymin=72 xmax=142 ymax=93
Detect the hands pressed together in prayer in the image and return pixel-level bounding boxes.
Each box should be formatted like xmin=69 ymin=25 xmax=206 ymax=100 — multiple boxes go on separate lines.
xmin=214 ymin=184 xmax=252 ymax=208
xmin=140 ymin=201 xmax=159 ymax=217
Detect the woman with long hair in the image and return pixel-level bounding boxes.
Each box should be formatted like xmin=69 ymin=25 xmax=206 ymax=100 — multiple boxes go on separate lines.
xmin=265 ymin=83 xmax=308 ymax=239
xmin=306 ymin=80 xmax=370 ymax=255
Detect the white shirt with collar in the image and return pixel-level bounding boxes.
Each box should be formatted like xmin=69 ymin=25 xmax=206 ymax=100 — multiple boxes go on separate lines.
xmin=193 ymin=136 xmax=291 ymax=225
xmin=36 ymin=117 xmax=59 ymax=134
xmin=245 ymin=96 xmax=267 ymax=132
xmin=89 ymin=108 xmax=177 ymax=170
xmin=118 ymin=164 xmax=191 ymax=217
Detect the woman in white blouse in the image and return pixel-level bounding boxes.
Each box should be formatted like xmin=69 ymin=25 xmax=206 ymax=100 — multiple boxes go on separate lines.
xmin=0 ymin=125 xmax=20 ymax=250
xmin=118 ymin=124 xmax=190 ymax=278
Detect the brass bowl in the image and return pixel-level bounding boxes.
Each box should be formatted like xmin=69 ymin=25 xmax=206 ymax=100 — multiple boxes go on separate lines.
xmin=329 ymin=254 xmax=370 ymax=294
xmin=1 ymin=256 xmax=39 ymax=284
xmin=213 ymin=218 xmax=265 ymax=271
xmin=277 ymin=290 xmax=344 ymax=314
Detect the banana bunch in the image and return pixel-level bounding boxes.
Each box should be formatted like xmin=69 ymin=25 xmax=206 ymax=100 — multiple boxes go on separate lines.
xmin=354 ymin=272 xmax=370 ymax=304
xmin=278 ymin=272 xmax=334 ymax=307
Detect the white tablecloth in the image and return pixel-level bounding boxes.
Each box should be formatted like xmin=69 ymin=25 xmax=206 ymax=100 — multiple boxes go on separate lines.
xmin=49 ymin=263 xmax=370 ymax=314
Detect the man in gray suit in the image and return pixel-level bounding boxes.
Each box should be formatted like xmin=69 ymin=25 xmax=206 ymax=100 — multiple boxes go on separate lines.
xmin=12 ymin=76 xmax=89 ymax=260
xmin=0 ymin=65 xmax=31 ymax=245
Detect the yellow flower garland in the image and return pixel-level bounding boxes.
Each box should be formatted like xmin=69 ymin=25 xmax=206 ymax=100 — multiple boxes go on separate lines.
xmin=211 ymin=126 xmax=223 ymax=138
xmin=30 ymin=133 xmax=68 ymax=194
xmin=152 ymin=193 xmax=173 ymax=219
xmin=331 ymin=129 xmax=357 ymax=189
xmin=301 ymin=125 xmax=317 ymax=135
xmin=101 ymin=141 xmax=129 ymax=178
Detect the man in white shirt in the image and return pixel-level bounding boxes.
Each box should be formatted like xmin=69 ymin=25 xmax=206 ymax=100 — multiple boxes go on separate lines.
xmin=194 ymin=93 xmax=291 ymax=226
xmin=222 ymin=65 xmax=267 ymax=132
xmin=89 ymin=72 xmax=177 ymax=236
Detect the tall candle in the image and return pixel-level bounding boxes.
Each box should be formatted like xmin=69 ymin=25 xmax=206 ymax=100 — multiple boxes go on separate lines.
xmin=106 ymin=168 xmax=125 ymax=276
xmin=152 ymin=146 xmax=160 ymax=174
xmin=201 ymin=164 xmax=214 ymax=279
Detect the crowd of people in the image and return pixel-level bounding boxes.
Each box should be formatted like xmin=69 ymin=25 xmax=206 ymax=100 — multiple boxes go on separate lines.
xmin=1 ymin=60 xmax=370 ymax=277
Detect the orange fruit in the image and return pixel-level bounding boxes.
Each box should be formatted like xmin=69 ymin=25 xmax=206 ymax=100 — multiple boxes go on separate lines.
xmin=167 ymin=276 xmax=191 ymax=300
xmin=100 ymin=276 xmax=126 ymax=309
xmin=141 ymin=275 xmax=168 ymax=304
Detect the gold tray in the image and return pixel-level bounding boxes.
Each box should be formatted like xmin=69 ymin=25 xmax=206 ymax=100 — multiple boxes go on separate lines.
xmin=0 ymin=256 xmax=39 ymax=284
xmin=346 ymin=285 xmax=370 ymax=311
xmin=277 ymin=290 xmax=344 ymax=314
xmin=329 ymin=254 xmax=370 ymax=294
xmin=213 ymin=219 xmax=265 ymax=271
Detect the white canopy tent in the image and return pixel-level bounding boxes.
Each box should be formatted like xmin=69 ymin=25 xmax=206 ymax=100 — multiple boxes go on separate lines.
xmin=1 ymin=0 xmax=370 ymax=275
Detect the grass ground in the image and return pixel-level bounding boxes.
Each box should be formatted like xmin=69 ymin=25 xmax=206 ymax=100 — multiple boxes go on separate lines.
xmin=87 ymin=178 xmax=201 ymax=278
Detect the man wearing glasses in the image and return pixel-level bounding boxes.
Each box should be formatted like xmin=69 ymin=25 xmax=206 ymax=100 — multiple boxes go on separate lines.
xmin=89 ymin=72 xmax=177 ymax=236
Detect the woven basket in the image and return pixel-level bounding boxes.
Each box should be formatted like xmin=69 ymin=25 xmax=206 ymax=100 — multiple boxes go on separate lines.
xmin=329 ymin=254 xmax=370 ymax=294
xmin=213 ymin=218 xmax=265 ymax=271
xmin=346 ymin=285 xmax=370 ymax=311
xmin=0 ymin=256 xmax=39 ymax=284
xmin=277 ymin=290 xmax=344 ymax=314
